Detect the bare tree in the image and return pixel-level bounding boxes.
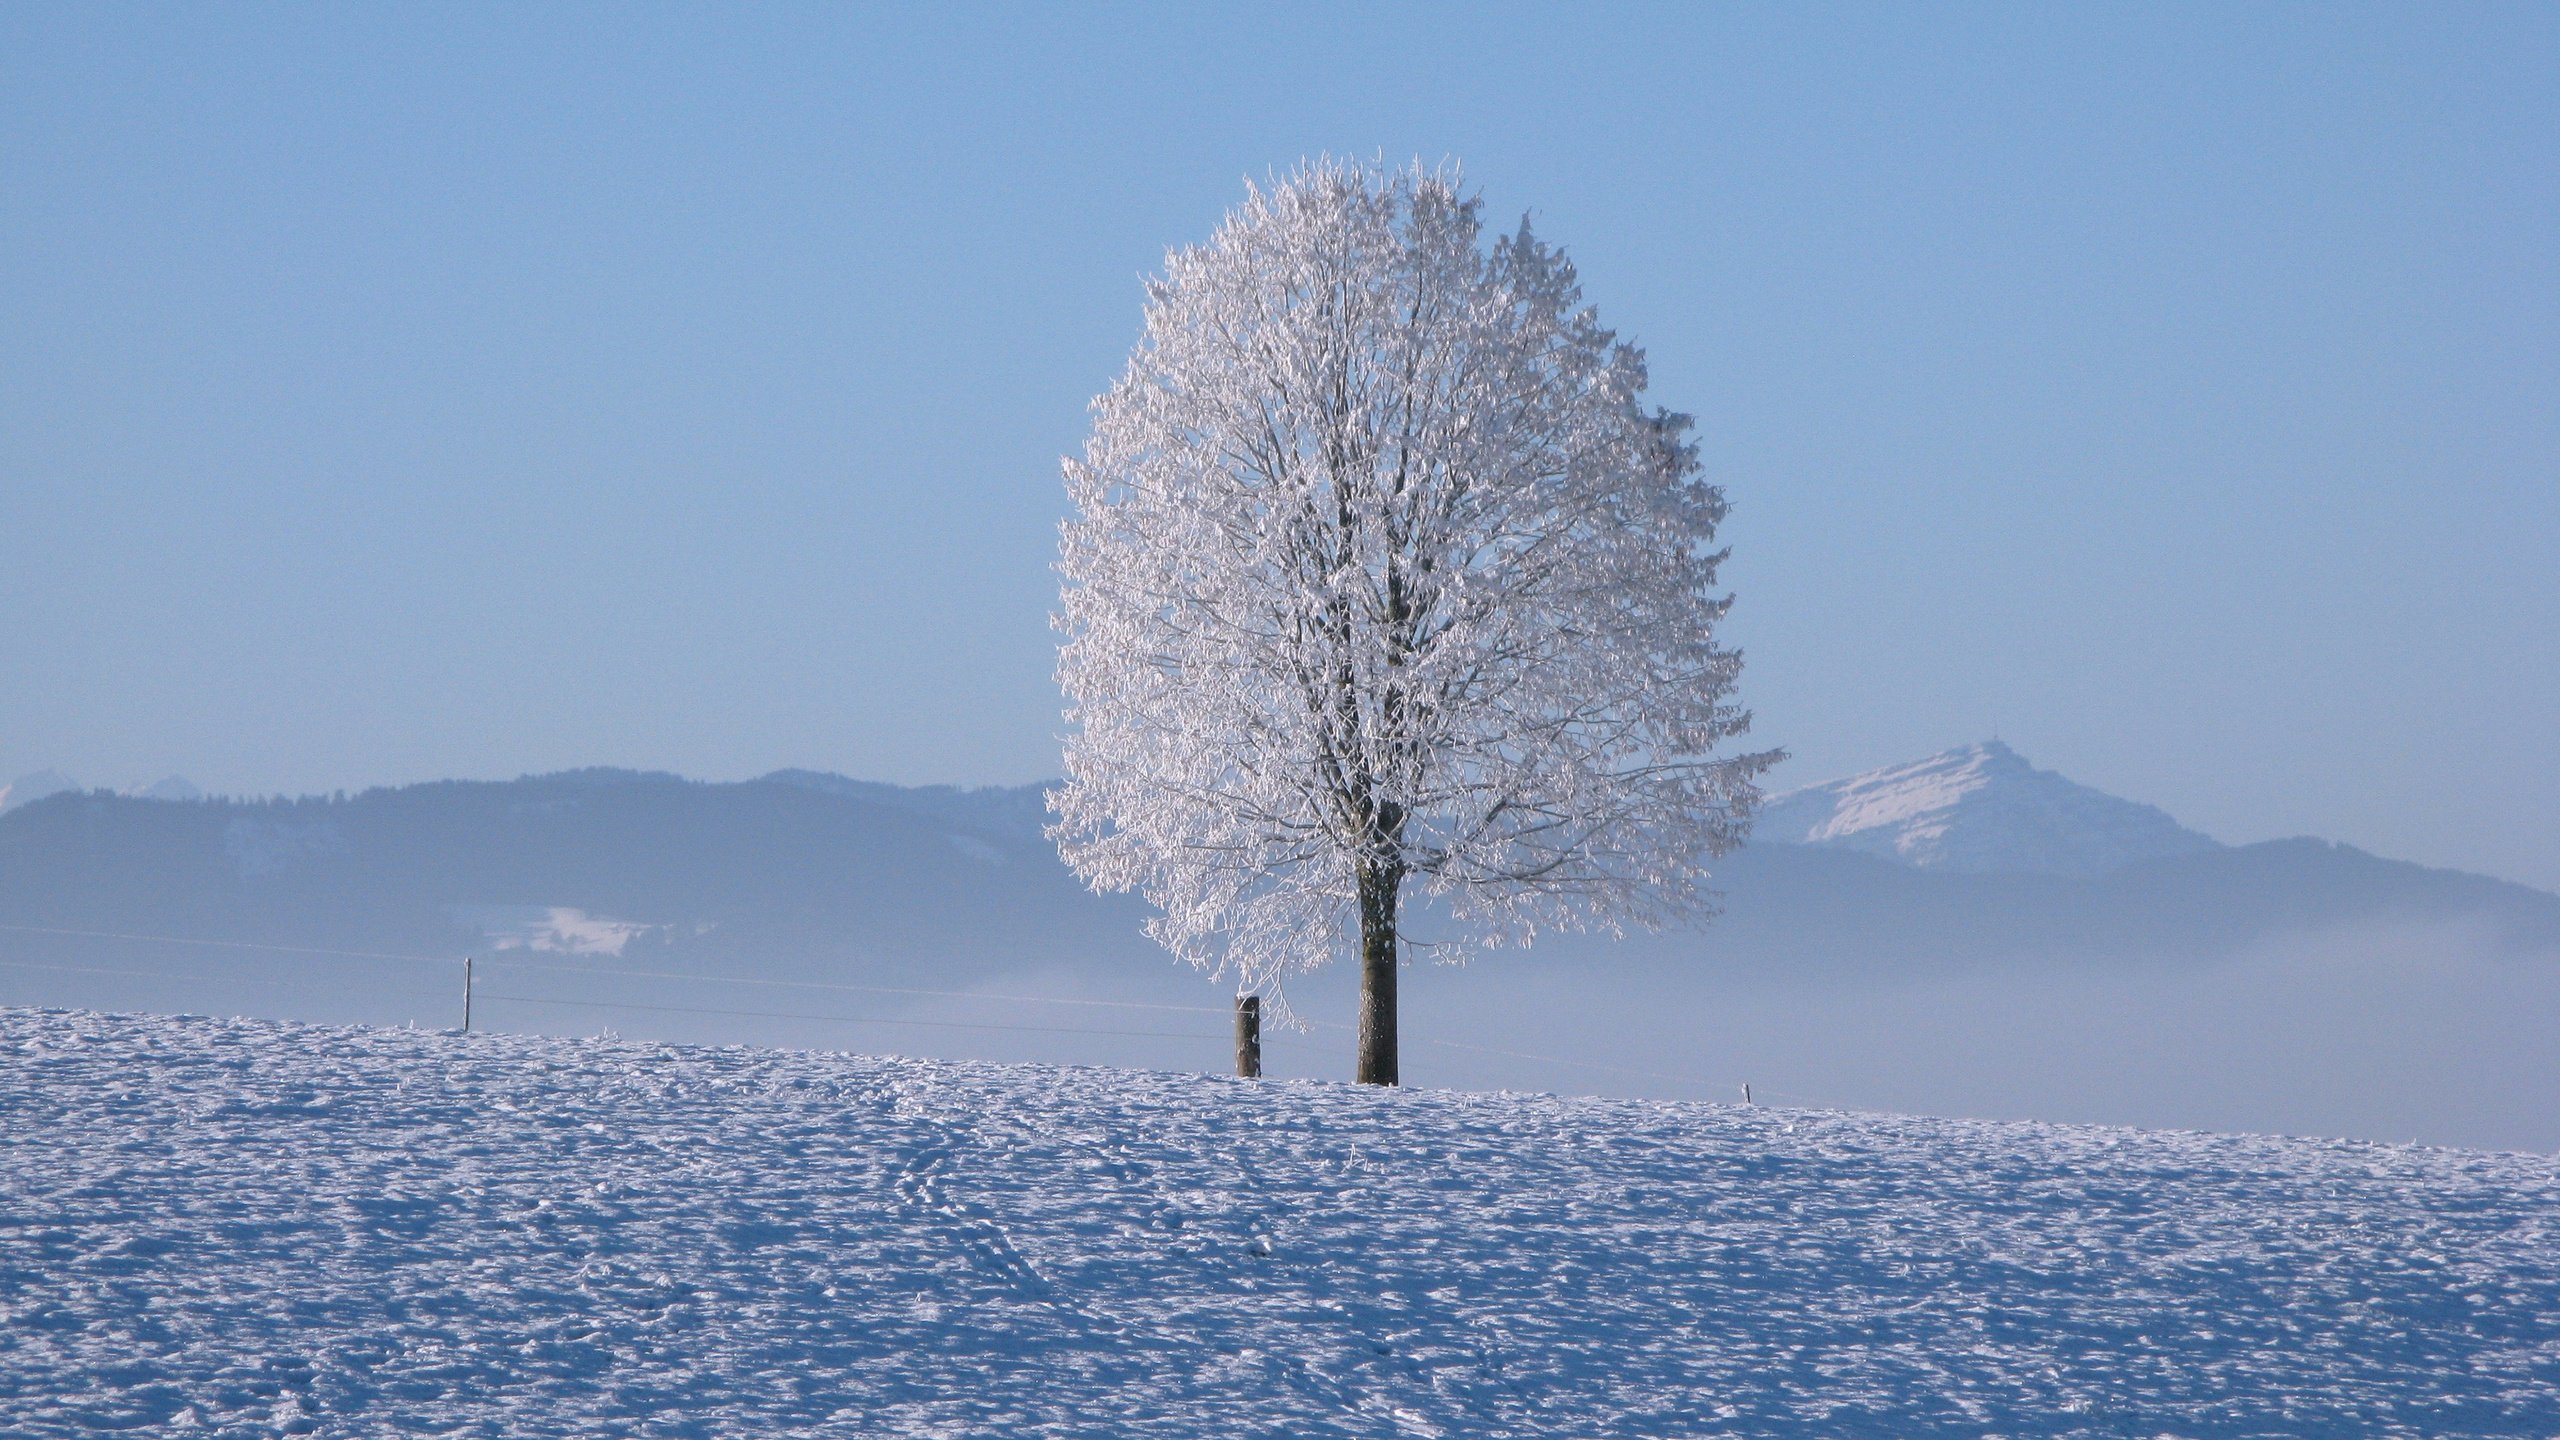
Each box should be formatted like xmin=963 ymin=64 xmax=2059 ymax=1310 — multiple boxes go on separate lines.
xmin=1053 ymin=159 xmax=1776 ymax=1085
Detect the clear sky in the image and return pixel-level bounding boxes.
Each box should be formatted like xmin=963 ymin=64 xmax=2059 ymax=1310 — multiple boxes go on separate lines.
xmin=4 ymin=3 xmax=2554 ymax=890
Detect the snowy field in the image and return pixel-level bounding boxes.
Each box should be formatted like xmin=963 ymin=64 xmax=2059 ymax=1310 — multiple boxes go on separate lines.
xmin=4 ymin=1007 xmax=2556 ymax=1438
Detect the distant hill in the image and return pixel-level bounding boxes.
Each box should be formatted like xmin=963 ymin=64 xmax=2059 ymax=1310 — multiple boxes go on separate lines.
xmin=2 ymin=756 xmax=2554 ymax=1149
xmin=0 ymin=767 xmax=1123 ymax=987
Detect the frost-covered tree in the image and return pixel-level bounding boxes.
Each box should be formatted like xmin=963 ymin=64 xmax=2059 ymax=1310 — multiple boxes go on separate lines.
xmin=1052 ymin=160 xmax=1777 ymax=1085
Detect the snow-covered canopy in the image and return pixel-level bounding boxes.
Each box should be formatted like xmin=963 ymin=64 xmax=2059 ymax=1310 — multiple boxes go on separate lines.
xmin=1052 ymin=160 xmax=1776 ymax=1007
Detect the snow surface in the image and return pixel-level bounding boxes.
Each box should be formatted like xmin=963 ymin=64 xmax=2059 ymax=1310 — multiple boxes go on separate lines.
xmin=450 ymin=905 xmax=667 ymax=957
xmin=1755 ymin=741 xmax=2223 ymax=877
xmin=4 ymin=1007 xmax=2556 ymax=1438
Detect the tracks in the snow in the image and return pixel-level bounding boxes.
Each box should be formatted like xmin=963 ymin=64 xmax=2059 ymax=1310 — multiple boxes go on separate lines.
xmin=873 ymin=1079 xmax=1387 ymax=1421
xmin=886 ymin=1128 xmax=1061 ymax=1303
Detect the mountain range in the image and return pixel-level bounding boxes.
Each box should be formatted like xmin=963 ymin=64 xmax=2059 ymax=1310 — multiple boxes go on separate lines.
xmin=2 ymin=744 xmax=2553 ymax=1150
xmin=1 ymin=770 xmax=200 ymax=812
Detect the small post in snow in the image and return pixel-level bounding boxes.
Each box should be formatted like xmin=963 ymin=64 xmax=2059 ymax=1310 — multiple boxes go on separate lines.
xmin=1742 ymin=1081 xmax=1752 ymax=1106
xmin=462 ymin=956 xmax=474 ymax=1034
xmin=1234 ymin=994 xmax=1262 ymax=1079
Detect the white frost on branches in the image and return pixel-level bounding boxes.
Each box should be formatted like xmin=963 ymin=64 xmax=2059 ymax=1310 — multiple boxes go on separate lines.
xmin=1052 ymin=159 xmax=1778 ymax=1012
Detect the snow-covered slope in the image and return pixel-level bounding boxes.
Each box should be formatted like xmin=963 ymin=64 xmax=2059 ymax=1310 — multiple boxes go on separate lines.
xmin=1755 ymin=740 xmax=2223 ymax=876
xmin=5 ymin=1008 xmax=2554 ymax=1438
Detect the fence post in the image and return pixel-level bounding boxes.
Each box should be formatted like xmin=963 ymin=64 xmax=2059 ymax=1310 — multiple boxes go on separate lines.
xmin=462 ymin=956 xmax=474 ymax=1034
xmin=1234 ymin=994 xmax=1261 ymax=1078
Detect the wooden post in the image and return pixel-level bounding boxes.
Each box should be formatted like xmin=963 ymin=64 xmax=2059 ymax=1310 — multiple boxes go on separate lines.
xmin=1234 ymin=994 xmax=1261 ymax=1079
xmin=1742 ymin=1081 xmax=1752 ymax=1105
xmin=462 ymin=956 xmax=474 ymax=1034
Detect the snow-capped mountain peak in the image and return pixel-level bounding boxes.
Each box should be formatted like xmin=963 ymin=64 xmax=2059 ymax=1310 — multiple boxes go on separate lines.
xmin=0 ymin=771 xmax=200 ymax=811
xmin=1754 ymin=740 xmax=2221 ymax=877
xmin=0 ymin=770 xmax=79 ymax=815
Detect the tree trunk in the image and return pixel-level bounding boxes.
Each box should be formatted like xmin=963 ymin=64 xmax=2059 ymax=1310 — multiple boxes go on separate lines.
xmin=1354 ymin=860 xmax=1402 ymax=1086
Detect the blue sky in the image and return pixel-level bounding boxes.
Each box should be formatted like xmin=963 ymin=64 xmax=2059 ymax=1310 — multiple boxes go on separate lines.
xmin=4 ymin=3 xmax=2554 ymax=889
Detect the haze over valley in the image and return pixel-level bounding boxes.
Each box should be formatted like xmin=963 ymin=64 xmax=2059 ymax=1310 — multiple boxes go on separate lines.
xmin=7 ymin=742 xmax=2552 ymax=1152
